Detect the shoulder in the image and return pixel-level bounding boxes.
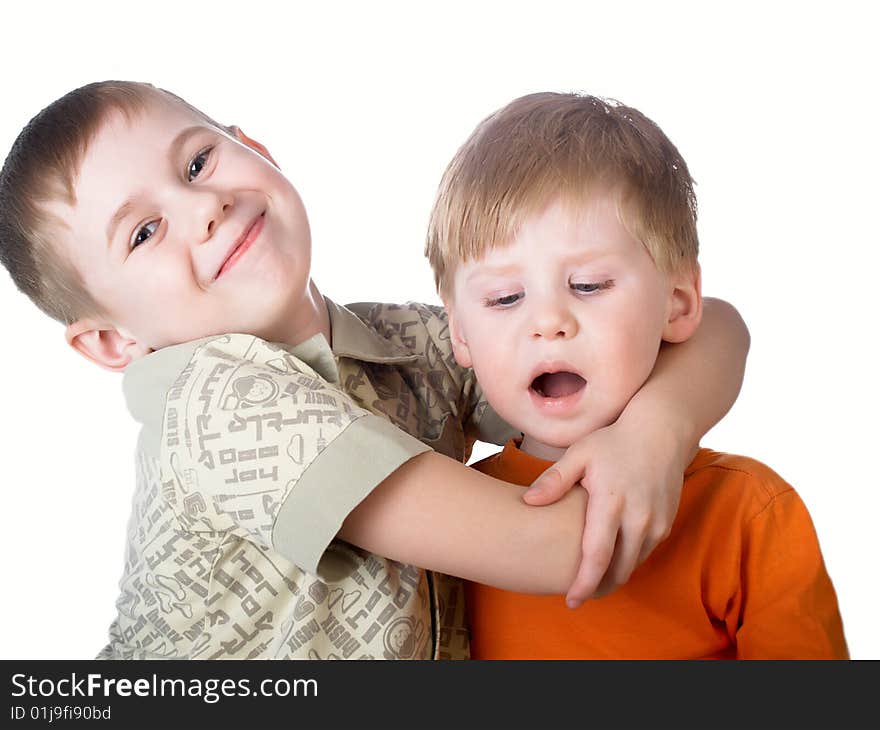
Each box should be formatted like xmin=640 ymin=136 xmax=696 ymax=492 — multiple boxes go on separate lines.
xmin=125 ymin=333 xmax=350 ymax=432
xmin=346 ymin=300 xmax=447 ymax=324
xmin=686 ymin=449 xmax=798 ymax=518
xmin=345 ymin=302 xmax=446 ymax=338
xmin=123 ymin=336 xmax=215 ymax=430
xmin=344 ymin=301 xmax=450 ymax=356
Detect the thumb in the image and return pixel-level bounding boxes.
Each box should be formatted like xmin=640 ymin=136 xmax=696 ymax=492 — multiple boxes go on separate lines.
xmin=523 ymin=454 xmax=585 ymax=505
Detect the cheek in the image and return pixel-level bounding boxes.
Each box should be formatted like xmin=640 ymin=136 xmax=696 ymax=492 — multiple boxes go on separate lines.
xmin=467 ymin=336 xmax=522 ymax=407
xmin=273 ymin=184 xmax=311 ymax=245
xmin=130 ymin=262 xmax=193 ymax=306
xmin=112 ymin=260 xmax=206 ymax=340
xmin=597 ymin=303 xmax=665 ymax=390
xmin=462 ymin=320 xmax=508 ymax=371
xmin=475 ymin=369 xmax=524 ymax=432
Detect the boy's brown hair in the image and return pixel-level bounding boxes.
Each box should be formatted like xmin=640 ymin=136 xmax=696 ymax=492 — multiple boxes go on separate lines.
xmin=0 ymin=81 xmax=226 ymax=324
xmin=426 ymin=92 xmax=699 ymax=297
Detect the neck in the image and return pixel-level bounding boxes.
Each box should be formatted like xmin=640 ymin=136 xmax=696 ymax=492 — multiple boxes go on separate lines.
xmin=520 ymin=431 xmax=703 ymax=468
xmin=270 ymin=279 xmax=331 ymax=347
xmin=519 ymin=434 xmax=568 ymax=462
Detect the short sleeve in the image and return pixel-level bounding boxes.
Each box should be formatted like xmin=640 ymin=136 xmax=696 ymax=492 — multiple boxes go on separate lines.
xmin=736 ymin=489 xmax=849 ymax=659
xmin=160 ymin=334 xmax=430 ymax=580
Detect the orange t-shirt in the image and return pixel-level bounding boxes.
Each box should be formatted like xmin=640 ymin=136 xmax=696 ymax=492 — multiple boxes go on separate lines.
xmin=466 ymin=442 xmax=848 ymax=659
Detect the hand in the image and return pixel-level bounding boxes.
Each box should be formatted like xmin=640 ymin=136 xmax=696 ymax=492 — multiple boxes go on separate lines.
xmin=523 ymin=416 xmax=689 ymax=607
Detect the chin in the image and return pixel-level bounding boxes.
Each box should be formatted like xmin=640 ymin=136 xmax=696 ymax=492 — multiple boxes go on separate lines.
xmin=535 ymin=417 xmax=609 ymax=448
xmin=528 ymin=427 xmax=583 ymax=450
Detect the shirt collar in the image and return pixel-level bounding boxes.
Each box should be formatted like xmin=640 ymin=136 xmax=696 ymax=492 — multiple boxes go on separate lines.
xmin=245 ymin=297 xmax=420 ymax=384
xmin=496 ymin=437 xmax=712 ymax=481
xmin=123 ymin=297 xmax=419 ymax=418
xmin=324 ymin=297 xmax=420 ymax=364
xmin=495 ymin=439 xmax=555 ymax=483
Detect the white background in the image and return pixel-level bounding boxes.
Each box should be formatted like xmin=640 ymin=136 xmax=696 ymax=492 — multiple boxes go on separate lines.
xmin=1 ymin=1 xmax=877 ymax=659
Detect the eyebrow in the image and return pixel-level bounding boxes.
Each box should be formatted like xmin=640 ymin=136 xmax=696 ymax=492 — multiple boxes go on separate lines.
xmin=464 ymin=264 xmax=522 ymax=285
xmin=463 ymin=250 xmax=621 ymax=287
xmin=105 ymin=125 xmax=206 ymax=247
xmin=105 ymin=199 xmax=135 ymax=249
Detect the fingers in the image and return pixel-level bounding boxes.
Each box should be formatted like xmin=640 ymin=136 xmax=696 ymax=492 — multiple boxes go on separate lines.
xmin=636 ymin=523 xmax=671 ymax=567
xmin=523 ymin=467 xmax=566 ymax=505
xmin=636 ymin=542 xmax=655 ymax=568
xmin=524 ymin=451 xmax=586 ymax=505
xmin=602 ymin=515 xmax=649 ymax=594
xmin=564 ymin=492 xmax=619 ymax=608
xmin=565 ymin=503 xmax=674 ymax=606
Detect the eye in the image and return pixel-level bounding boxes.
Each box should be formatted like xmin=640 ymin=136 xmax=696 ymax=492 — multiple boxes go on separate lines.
xmin=485 ymin=292 xmax=523 ymax=308
xmin=187 ymin=146 xmax=213 ymax=181
xmin=131 ymin=220 xmax=160 ymax=250
xmin=571 ymin=279 xmax=615 ymax=295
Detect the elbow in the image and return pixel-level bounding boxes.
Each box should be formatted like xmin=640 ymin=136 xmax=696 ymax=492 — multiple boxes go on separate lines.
xmin=704 ymin=296 xmax=751 ymax=356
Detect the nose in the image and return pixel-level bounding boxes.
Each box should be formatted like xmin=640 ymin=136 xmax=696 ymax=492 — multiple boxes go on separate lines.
xmin=187 ymin=188 xmax=234 ymax=244
xmin=530 ymin=296 xmax=578 ymax=340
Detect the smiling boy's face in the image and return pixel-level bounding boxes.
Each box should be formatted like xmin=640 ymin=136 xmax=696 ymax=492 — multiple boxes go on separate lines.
xmin=446 ymin=193 xmax=702 ymax=460
xmin=51 ymin=93 xmax=314 ymax=364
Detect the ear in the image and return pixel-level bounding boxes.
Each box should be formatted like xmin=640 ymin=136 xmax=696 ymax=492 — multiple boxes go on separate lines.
xmin=230 ymin=126 xmax=280 ymax=168
xmin=662 ymin=265 xmax=703 ymax=344
xmin=65 ymin=319 xmax=152 ymax=372
xmin=444 ymin=302 xmax=473 ymax=369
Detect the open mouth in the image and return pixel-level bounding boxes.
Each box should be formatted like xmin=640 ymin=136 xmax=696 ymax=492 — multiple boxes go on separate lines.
xmin=530 ymin=371 xmax=587 ymax=399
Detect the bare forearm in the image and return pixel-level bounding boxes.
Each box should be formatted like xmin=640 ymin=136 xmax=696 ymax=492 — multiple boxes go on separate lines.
xmin=339 ymin=451 xmax=586 ymax=594
xmin=622 ymin=296 xmax=749 ymax=450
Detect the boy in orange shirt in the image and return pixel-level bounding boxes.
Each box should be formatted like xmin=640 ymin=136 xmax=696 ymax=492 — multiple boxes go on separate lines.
xmin=426 ymin=92 xmax=848 ymax=659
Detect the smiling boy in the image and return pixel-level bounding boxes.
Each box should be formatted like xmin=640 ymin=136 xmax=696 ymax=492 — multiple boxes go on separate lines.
xmin=0 ymin=82 xmax=750 ymax=658
xmin=54 ymin=99 xmax=322 ymax=356
xmin=427 ymin=92 xmax=847 ymax=658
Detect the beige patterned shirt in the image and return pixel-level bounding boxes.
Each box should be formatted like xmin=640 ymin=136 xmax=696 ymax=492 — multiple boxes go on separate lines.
xmin=98 ymin=299 xmax=514 ymax=659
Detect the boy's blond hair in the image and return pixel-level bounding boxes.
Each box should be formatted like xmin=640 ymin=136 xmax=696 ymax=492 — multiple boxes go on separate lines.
xmin=0 ymin=81 xmax=227 ymax=324
xmin=426 ymin=92 xmax=699 ymax=297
